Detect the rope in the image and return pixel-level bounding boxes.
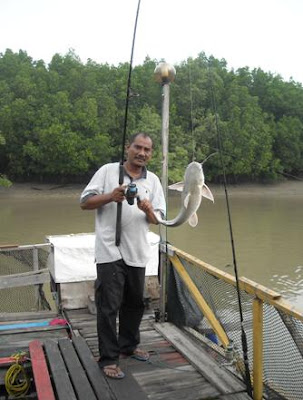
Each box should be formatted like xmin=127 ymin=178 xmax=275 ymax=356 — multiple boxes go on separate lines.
xmin=5 ymin=352 xmax=30 ymax=398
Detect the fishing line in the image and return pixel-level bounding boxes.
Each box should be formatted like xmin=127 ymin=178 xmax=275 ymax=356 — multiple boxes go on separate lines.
xmin=207 ymin=59 xmax=253 ymax=398
xmin=115 ymin=0 xmax=142 ymax=246
xmin=187 ymin=60 xmax=196 ymax=161
xmin=188 ymin=60 xmax=217 ymax=164
xmin=197 ymin=139 xmax=303 ymax=182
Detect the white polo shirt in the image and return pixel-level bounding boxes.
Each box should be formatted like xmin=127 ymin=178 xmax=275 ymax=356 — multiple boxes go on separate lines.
xmin=80 ymin=162 xmax=166 ymax=267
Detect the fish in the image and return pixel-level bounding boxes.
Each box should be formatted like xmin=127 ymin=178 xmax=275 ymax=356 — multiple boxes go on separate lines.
xmin=156 ymin=161 xmax=214 ymax=227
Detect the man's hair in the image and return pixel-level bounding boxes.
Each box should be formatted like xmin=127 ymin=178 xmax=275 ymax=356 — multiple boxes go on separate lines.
xmin=128 ymin=132 xmax=153 ymax=146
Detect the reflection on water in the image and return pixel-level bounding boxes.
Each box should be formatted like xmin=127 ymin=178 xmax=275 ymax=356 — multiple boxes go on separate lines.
xmin=271 ymin=266 xmax=303 ymax=302
xmin=1 ymin=182 xmax=303 ymax=309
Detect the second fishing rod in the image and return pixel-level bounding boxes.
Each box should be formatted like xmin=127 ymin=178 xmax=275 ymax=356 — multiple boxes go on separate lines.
xmin=115 ymin=0 xmax=142 ymax=246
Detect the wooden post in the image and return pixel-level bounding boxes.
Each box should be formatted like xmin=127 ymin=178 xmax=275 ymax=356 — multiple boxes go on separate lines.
xmin=253 ymin=297 xmax=264 ymax=400
xmin=33 ymin=246 xmax=40 ymax=309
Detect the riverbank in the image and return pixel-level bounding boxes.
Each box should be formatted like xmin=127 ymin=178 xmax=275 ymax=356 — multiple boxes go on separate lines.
xmin=0 ymin=183 xmax=83 ymax=199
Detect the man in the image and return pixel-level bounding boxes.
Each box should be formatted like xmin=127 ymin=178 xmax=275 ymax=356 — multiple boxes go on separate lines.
xmin=80 ymin=133 xmax=165 ymax=379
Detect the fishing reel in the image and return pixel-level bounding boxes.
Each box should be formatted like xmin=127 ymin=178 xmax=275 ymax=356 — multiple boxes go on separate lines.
xmin=125 ymin=183 xmax=138 ymax=205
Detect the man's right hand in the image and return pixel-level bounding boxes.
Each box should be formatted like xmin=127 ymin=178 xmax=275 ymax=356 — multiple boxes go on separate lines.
xmin=81 ymin=185 xmax=126 ymax=210
xmin=111 ymin=185 xmax=126 ymax=203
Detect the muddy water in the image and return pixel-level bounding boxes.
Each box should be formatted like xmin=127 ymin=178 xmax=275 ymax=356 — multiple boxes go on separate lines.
xmin=1 ymin=181 xmax=303 ymax=309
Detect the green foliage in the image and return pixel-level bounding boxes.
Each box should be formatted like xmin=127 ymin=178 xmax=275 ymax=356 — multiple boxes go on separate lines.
xmin=0 ymin=132 xmax=5 ymax=146
xmin=273 ymin=116 xmax=303 ymax=173
xmin=0 ymin=48 xmax=302 ymax=183
xmin=0 ymin=174 xmax=12 ymax=187
xmin=0 ymin=131 xmax=11 ymax=187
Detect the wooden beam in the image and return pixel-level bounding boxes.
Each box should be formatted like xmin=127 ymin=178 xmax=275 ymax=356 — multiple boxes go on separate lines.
xmin=0 ymin=311 xmax=58 ymax=322
xmin=169 ymin=254 xmax=229 ymax=347
xmin=154 ymin=322 xmax=246 ymax=394
xmin=170 ymin=246 xmax=303 ymax=321
xmin=0 ymin=243 xmax=50 ymax=252
xmin=0 ymin=269 xmax=50 ymax=289
xmin=171 ymin=246 xmax=281 ymax=300
xmin=253 ymin=298 xmax=264 ymax=400
xmin=239 ymin=277 xmax=280 ymax=301
xmin=171 ymin=246 xmax=237 ymax=286
xmin=33 ymin=247 xmax=40 ymax=307
xmin=0 ymin=244 xmax=19 ymax=249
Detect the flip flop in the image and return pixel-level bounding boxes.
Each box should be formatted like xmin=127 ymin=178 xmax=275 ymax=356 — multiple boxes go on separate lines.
xmin=130 ymin=348 xmax=149 ymax=362
xmin=103 ymin=365 xmax=125 ymax=379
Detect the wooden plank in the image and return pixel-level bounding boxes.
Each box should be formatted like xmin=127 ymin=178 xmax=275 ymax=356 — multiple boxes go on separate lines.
xmin=0 ymin=244 xmax=19 ymax=249
xmin=72 ymin=335 xmax=111 ymax=400
xmin=0 ymin=269 xmax=50 ymax=289
xmin=154 ymin=322 xmax=245 ymax=394
xmin=58 ymin=338 xmax=97 ymax=400
xmin=239 ymin=276 xmax=281 ymax=300
xmin=44 ymin=340 xmax=77 ymax=400
xmin=0 ymin=329 xmax=68 ymax=346
xmin=0 ymin=323 xmax=67 ymax=335
xmin=171 ymin=246 xmax=282 ymax=302
xmin=171 ymin=246 xmax=303 ymax=321
xmin=0 ymin=243 xmax=50 ymax=252
xmin=169 ymin=254 xmax=229 ymax=347
xmin=29 ymin=339 xmax=56 ymax=400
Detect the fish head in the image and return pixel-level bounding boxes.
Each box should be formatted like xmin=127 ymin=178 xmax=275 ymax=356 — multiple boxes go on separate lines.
xmin=184 ymin=161 xmax=205 ymax=187
xmin=185 ymin=161 xmax=214 ymax=202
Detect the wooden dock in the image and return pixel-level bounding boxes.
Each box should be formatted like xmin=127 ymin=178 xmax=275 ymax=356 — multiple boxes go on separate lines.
xmin=64 ymin=307 xmax=251 ymax=400
xmin=0 ymin=308 xmax=252 ymax=400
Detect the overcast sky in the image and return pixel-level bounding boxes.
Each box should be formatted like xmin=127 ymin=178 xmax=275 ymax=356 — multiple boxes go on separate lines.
xmin=1 ymin=0 xmax=302 ymax=83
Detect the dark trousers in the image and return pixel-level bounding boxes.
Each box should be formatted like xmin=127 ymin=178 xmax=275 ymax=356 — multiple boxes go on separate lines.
xmin=95 ymin=259 xmax=146 ymax=367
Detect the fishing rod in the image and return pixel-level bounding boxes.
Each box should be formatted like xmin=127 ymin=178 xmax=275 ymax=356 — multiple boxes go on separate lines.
xmin=115 ymin=0 xmax=142 ymax=246
xmin=207 ymin=59 xmax=253 ymax=398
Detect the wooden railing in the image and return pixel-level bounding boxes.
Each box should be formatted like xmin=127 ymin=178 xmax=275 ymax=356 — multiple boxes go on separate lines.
xmin=160 ymin=244 xmax=303 ymax=400
xmin=0 ymin=244 xmax=52 ymax=312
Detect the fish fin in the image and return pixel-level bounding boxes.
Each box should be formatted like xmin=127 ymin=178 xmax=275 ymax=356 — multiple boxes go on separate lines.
xmin=168 ymin=181 xmax=184 ymax=192
xmin=202 ymin=184 xmax=214 ymax=202
xmin=184 ymin=193 xmax=190 ymax=208
xmin=188 ymin=213 xmax=198 ymax=227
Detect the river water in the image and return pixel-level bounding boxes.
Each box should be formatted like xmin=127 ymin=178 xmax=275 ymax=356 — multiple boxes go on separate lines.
xmin=1 ymin=181 xmax=303 ymax=309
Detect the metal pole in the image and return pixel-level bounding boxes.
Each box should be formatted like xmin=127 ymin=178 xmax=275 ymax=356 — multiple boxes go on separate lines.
xmin=161 ymin=82 xmax=170 ymax=198
xmin=159 ymin=82 xmax=169 ymax=322
xmin=154 ymin=63 xmax=176 ymax=322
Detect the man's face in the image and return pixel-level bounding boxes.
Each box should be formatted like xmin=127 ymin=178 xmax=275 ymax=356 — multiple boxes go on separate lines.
xmin=126 ymin=135 xmax=153 ymax=167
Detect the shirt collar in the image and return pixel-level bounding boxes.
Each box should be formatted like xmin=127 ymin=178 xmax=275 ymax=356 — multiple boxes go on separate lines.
xmin=123 ymin=165 xmax=147 ymax=180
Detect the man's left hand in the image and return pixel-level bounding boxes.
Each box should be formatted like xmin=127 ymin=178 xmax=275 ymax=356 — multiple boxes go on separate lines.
xmin=137 ymin=198 xmax=159 ymax=224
